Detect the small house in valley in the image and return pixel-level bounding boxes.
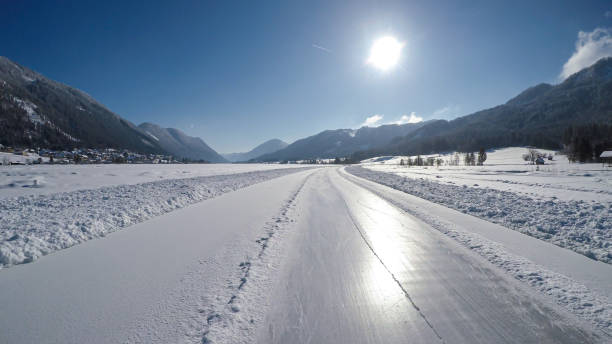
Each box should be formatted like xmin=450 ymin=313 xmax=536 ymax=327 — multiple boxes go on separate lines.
xmin=600 ymin=151 xmax=612 ymax=166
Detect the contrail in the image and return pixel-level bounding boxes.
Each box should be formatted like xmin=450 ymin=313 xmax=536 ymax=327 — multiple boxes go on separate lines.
xmin=312 ymin=43 xmax=331 ymax=53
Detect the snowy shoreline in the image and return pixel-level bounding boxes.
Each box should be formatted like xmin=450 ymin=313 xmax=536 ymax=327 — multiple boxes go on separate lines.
xmin=0 ymin=167 xmax=314 ymax=269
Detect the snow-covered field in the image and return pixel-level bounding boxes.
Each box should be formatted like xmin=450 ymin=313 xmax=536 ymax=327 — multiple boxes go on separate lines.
xmin=0 ymin=162 xmax=307 ymax=199
xmin=0 ymin=165 xmax=314 ymax=268
xmin=361 ymin=147 xmax=612 ymax=202
xmin=357 ymin=148 xmax=612 ymax=264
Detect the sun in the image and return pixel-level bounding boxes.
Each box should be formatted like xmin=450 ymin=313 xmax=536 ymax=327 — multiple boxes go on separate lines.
xmin=367 ymin=36 xmax=403 ymax=71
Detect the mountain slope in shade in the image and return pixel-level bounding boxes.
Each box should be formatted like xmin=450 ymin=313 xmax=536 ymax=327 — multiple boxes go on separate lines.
xmin=354 ymin=57 xmax=612 ymax=159
xmin=223 ymin=139 xmax=288 ymax=162
xmin=0 ymin=56 xmax=164 ymax=153
xmin=138 ymin=123 xmax=227 ymax=162
xmin=255 ymin=122 xmax=430 ymax=161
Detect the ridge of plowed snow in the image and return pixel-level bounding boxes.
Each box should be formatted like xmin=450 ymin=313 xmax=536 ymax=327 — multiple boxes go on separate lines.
xmin=0 ymin=167 xmax=314 ymax=268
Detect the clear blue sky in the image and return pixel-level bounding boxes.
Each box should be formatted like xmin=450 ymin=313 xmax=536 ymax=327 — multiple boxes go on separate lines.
xmin=1 ymin=1 xmax=611 ymax=152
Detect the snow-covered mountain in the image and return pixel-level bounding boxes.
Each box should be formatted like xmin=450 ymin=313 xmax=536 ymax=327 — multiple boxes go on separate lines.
xmin=254 ymin=122 xmax=430 ymax=161
xmin=0 ymin=56 xmax=228 ymax=162
xmin=0 ymin=56 xmax=165 ymax=153
xmin=138 ymin=123 xmax=227 ymax=162
xmin=223 ymin=139 xmax=288 ymax=162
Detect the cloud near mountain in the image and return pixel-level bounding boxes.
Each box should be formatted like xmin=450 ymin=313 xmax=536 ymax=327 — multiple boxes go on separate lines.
xmin=394 ymin=112 xmax=423 ymax=125
xmin=560 ymin=27 xmax=612 ymax=80
xmin=360 ymin=114 xmax=383 ymax=127
xmin=360 ymin=113 xmax=423 ymax=128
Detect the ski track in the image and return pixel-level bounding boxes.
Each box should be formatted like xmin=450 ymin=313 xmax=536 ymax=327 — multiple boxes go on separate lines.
xmin=347 ymin=166 xmax=612 ymax=264
xmin=0 ymin=167 xmax=314 ymax=269
xmin=197 ymin=173 xmax=311 ymax=344
xmin=343 ymin=168 xmax=612 ymax=335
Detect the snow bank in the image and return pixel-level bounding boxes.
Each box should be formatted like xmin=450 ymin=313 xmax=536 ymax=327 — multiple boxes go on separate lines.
xmin=0 ymin=167 xmax=313 ymax=269
xmin=347 ymin=166 xmax=612 ymax=264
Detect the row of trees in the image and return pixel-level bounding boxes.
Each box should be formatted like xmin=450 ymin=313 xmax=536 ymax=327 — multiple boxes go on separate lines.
xmin=399 ymin=156 xmax=444 ymax=167
xmin=464 ymin=148 xmax=488 ymax=166
xmin=279 ymin=157 xmax=357 ymax=165
xmin=398 ymin=148 xmax=487 ymax=167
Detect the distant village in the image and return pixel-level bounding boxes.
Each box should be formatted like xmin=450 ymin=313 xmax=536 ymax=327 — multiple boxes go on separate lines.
xmin=0 ymin=143 xmax=358 ymax=166
xmin=0 ymin=144 xmax=181 ymax=165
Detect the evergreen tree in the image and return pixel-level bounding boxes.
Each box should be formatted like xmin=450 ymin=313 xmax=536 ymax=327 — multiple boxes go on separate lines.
xmin=477 ymin=148 xmax=487 ymax=165
xmin=577 ymin=138 xmax=593 ymax=163
xmin=415 ymin=155 xmax=423 ymax=166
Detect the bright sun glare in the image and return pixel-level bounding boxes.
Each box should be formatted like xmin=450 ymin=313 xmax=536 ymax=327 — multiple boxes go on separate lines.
xmin=367 ymin=36 xmax=403 ymax=71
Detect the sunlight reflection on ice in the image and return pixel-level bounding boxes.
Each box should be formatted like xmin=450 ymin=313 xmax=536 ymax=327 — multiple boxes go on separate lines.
xmin=348 ymin=190 xmax=423 ymax=308
xmin=353 ymin=193 xmax=419 ymax=273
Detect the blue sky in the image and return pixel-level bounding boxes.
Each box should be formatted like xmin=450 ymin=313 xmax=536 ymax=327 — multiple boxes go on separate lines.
xmin=1 ymin=1 xmax=611 ymax=153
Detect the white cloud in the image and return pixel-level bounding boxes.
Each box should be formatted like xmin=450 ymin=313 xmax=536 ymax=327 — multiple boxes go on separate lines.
xmin=361 ymin=114 xmax=383 ymax=127
xmin=560 ymin=27 xmax=612 ymax=80
xmin=394 ymin=112 xmax=423 ymax=125
xmin=360 ymin=112 xmax=423 ymax=128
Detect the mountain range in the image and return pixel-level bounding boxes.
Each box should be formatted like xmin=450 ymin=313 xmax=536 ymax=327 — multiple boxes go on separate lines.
xmin=138 ymin=123 xmax=226 ymax=162
xmin=352 ymin=57 xmax=612 ymax=160
xmin=2 ymin=55 xmax=611 ymax=162
xmin=222 ymin=139 xmax=288 ymax=162
xmin=0 ymin=56 xmax=164 ymax=153
xmin=254 ymin=122 xmax=430 ymax=161
xmin=0 ymin=56 xmax=229 ymax=162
